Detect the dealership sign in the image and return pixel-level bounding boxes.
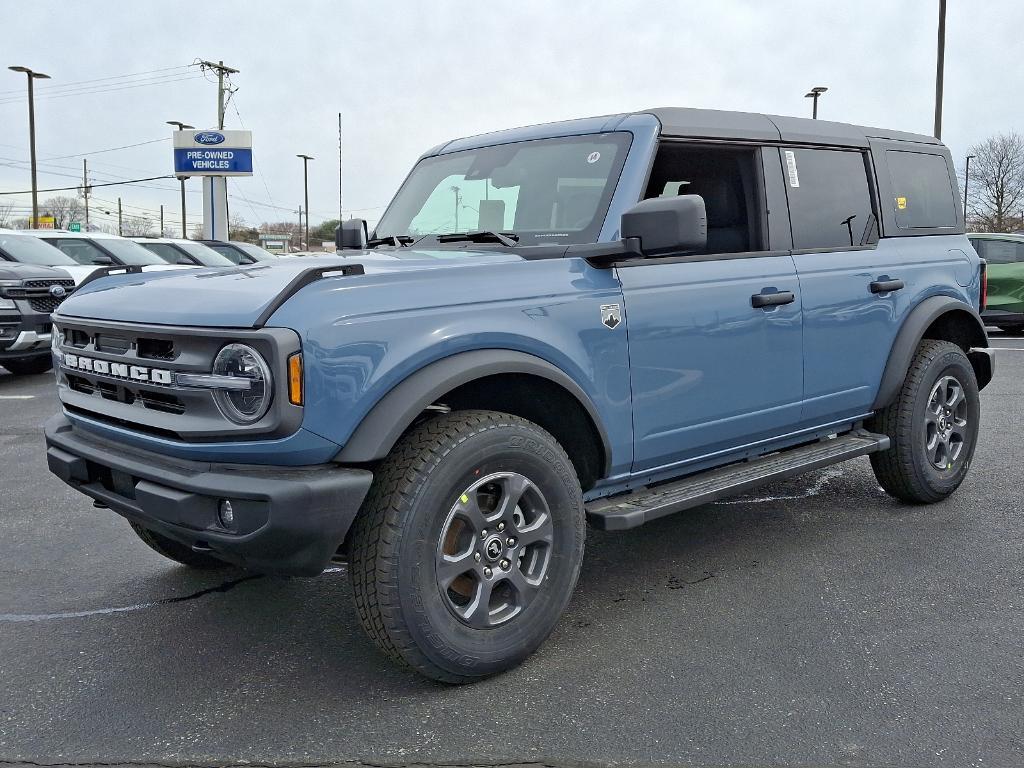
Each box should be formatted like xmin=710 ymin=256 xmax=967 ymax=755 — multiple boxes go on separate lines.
xmin=173 ymin=129 xmax=253 ymax=177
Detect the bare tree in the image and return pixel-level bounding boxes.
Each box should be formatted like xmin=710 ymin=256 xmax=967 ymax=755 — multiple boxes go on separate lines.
xmin=965 ymin=132 xmax=1024 ymax=232
xmin=41 ymin=195 xmax=84 ymax=229
xmin=0 ymin=201 xmax=13 ymax=228
xmin=120 ymin=214 xmax=156 ymax=237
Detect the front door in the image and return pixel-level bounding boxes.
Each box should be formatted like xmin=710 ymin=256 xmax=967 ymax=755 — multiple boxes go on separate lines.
xmin=618 ymin=142 xmax=803 ymax=476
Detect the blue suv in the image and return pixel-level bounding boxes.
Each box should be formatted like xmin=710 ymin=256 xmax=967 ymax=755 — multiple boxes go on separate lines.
xmin=44 ymin=108 xmax=993 ymax=682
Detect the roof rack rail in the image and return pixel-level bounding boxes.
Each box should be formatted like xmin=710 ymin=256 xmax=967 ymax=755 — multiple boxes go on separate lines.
xmin=254 ymin=263 xmax=365 ymax=327
xmin=75 ymin=264 xmax=145 ymax=290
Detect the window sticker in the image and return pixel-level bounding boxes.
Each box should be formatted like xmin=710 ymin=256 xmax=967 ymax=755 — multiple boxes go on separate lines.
xmin=896 ymin=196 xmax=908 ymax=210
xmin=586 ymin=151 xmax=601 ymax=164
xmin=784 ymin=150 xmax=800 ymax=188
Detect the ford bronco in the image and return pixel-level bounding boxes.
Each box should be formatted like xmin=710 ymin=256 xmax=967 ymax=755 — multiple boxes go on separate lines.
xmin=44 ymin=108 xmax=993 ymax=682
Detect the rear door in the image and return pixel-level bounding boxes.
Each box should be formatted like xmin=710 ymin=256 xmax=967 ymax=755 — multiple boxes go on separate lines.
xmin=788 ymin=144 xmax=962 ymax=426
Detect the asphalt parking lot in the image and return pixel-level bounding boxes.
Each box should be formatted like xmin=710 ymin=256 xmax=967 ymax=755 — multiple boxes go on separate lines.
xmin=1 ymin=338 xmax=1022 ymax=768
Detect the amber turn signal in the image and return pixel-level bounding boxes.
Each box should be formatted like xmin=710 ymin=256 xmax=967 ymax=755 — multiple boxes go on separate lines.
xmin=287 ymin=353 xmax=303 ymax=405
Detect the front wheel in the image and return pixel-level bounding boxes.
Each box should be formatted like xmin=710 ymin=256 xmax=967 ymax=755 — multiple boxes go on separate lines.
xmin=869 ymin=340 xmax=980 ymax=503
xmin=349 ymin=410 xmax=585 ymax=683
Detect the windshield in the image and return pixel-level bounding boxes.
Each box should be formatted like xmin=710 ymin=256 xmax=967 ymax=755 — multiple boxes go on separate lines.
xmin=375 ymin=133 xmax=632 ymax=246
xmin=92 ymin=238 xmax=166 ymax=265
xmin=0 ymin=232 xmax=78 ymax=266
xmin=235 ymin=242 xmax=275 ymax=261
xmin=175 ymin=241 xmax=234 ymax=266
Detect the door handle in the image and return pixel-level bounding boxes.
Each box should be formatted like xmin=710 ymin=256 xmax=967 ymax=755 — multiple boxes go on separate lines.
xmin=751 ymin=290 xmax=795 ymax=308
xmin=870 ymin=278 xmax=905 ymax=294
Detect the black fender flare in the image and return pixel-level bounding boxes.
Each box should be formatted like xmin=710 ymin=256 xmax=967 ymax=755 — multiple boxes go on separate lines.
xmin=872 ymin=295 xmax=991 ymax=410
xmin=335 ymin=349 xmax=612 ymax=472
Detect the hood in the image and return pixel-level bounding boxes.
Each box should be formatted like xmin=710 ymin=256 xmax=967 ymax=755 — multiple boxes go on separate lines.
xmin=53 ymin=249 xmax=523 ymax=328
xmin=0 ymin=262 xmax=77 ymax=282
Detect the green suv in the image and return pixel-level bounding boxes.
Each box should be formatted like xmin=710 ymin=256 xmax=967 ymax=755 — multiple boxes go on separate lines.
xmin=968 ymin=233 xmax=1024 ymax=332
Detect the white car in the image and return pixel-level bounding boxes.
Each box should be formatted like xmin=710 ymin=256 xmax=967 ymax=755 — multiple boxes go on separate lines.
xmin=129 ymin=237 xmax=236 ymax=268
xmin=0 ymin=228 xmax=97 ymax=284
xmin=21 ymin=230 xmax=193 ymax=279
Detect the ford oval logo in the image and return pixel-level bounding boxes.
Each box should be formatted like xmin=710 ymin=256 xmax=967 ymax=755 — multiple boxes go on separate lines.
xmin=194 ymin=131 xmax=225 ymax=145
xmin=49 ymin=284 xmax=67 ymax=299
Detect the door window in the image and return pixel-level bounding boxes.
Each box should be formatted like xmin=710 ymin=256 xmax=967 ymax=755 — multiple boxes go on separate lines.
xmin=46 ymin=238 xmax=111 ymax=265
xmin=784 ymin=148 xmax=877 ymax=249
xmin=643 ymin=144 xmax=764 ymax=254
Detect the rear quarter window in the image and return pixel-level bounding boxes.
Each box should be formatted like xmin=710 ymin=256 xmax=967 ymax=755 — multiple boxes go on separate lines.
xmin=886 ymin=150 xmax=957 ymax=229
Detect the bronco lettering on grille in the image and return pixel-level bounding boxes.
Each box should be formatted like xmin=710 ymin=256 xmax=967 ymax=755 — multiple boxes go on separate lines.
xmin=62 ymin=353 xmax=173 ymax=385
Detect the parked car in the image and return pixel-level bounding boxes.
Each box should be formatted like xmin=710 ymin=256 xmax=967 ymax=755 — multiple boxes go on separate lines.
xmin=0 ymin=262 xmax=74 ymax=375
xmin=44 ymin=107 xmax=992 ymax=683
xmin=131 ymin=237 xmax=236 ymax=267
xmin=22 ymin=230 xmax=191 ymax=273
xmin=199 ymin=240 xmax=277 ymax=264
xmin=0 ymin=228 xmax=98 ymax=284
xmin=967 ymin=232 xmax=1024 ymax=332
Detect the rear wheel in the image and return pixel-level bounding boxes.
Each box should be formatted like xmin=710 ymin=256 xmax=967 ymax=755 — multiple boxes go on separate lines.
xmin=2 ymin=356 xmax=52 ymax=376
xmin=869 ymin=340 xmax=980 ymax=503
xmin=349 ymin=410 xmax=585 ymax=683
xmin=129 ymin=522 xmax=231 ymax=569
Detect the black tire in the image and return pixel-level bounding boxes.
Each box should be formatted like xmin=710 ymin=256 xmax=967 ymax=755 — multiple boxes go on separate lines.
xmin=129 ymin=522 xmax=231 ymax=569
xmin=349 ymin=410 xmax=585 ymax=683
xmin=3 ymin=355 xmax=52 ymax=376
xmin=868 ymin=340 xmax=980 ymax=504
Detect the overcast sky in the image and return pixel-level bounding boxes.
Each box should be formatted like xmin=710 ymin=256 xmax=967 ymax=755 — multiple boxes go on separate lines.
xmin=2 ymin=0 xmax=1021 ymax=234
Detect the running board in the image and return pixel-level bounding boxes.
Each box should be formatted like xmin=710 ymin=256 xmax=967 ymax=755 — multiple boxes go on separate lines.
xmin=586 ymin=431 xmax=890 ymax=531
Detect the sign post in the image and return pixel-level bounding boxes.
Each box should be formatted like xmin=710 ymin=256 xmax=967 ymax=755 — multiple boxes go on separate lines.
xmin=173 ymin=129 xmax=253 ymax=241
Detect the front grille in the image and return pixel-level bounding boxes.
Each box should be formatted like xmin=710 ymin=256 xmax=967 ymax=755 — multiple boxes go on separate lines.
xmin=52 ymin=317 xmax=301 ymax=443
xmin=7 ymin=278 xmax=75 ymax=314
xmin=29 ymin=295 xmax=65 ymax=313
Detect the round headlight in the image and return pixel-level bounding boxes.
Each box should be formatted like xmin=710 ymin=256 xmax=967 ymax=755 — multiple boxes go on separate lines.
xmin=212 ymin=343 xmax=273 ymax=424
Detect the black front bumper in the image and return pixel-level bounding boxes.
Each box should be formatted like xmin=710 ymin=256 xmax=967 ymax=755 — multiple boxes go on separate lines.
xmin=45 ymin=415 xmax=374 ymax=576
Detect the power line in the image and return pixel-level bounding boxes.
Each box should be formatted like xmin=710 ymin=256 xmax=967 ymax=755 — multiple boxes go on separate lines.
xmin=0 ymin=65 xmax=196 ymax=97
xmin=0 ymin=175 xmax=174 ymax=196
xmin=0 ymin=74 xmax=205 ymax=106
xmin=42 ymin=137 xmax=170 ymax=161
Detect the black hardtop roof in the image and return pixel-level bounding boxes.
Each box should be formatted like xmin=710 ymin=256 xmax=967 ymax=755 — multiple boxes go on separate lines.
xmin=642 ymin=107 xmax=940 ymax=148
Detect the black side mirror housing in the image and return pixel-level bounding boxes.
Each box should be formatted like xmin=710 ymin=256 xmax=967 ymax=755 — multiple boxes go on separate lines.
xmin=620 ymin=194 xmax=707 ymax=257
xmin=91 ymin=255 xmax=114 ymax=266
xmin=336 ymin=219 xmax=368 ymax=250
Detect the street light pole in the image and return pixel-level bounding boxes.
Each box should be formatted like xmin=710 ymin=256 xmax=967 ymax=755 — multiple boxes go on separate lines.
xmin=934 ymin=0 xmax=947 ymax=139
xmin=964 ymin=154 xmax=976 ymax=222
xmin=167 ymin=121 xmax=194 ymax=238
xmin=297 ymin=154 xmax=313 ymax=251
xmin=8 ymin=65 xmax=50 ymax=227
xmin=804 ymin=86 xmax=828 ymax=119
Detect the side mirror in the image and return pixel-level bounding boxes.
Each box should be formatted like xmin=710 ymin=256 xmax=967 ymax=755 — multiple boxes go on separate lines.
xmin=336 ymin=219 xmax=368 ymax=250
xmin=620 ymin=194 xmax=707 ymax=257
xmin=91 ymin=255 xmax=114 ymax=266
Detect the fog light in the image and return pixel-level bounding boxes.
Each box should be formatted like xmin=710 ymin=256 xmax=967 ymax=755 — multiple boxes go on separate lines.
xmin=218 ymin=499 xmax=235 ymax=529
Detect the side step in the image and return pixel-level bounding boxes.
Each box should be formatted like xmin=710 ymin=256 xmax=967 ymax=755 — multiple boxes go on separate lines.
xmin=586 ymin=431 xmax=890 ymax=531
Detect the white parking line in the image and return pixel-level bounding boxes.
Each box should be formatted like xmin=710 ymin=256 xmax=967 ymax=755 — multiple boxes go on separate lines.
xmin=994 ymin=348 xmax=1024 ymax=352
xmin=0 ymin=395 xmax=35 ymax=400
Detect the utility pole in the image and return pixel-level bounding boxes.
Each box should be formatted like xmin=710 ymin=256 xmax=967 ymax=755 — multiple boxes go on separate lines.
xmin=344 ymin=112 xmax=348 ymax=224
xmin=167 ymin=121 xmax=194 ymax=238
xmin=963 ymin=154 xmax=976 ymax=222
xmin=804 ymin=86 xmax=828 ymax=119
xmin=197 ymin=61 xmax=238 ymax=241
xmin=297 ymin=154 xmax=313 ymax=252
xmin=297 ymin=205 xmax=303 ymax=250
xmin=8 ymin=65 xmax=50 ymax=227
xmin=160 ymin=204 xmax=164 ymax=234
xmin=82 ymin=159 xmax=90 ymax=231
xmin=934 ymin=0 xmax=947 ymax=138
xmin=117 ymin=197 xmax=123 ymax=236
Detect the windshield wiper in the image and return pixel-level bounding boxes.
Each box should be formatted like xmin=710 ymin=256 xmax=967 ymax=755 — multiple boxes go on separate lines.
xmin=367 ymin=234 xmax=414 ymax=248
xmin=435 ymin=231 xmax=520 ymax=247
